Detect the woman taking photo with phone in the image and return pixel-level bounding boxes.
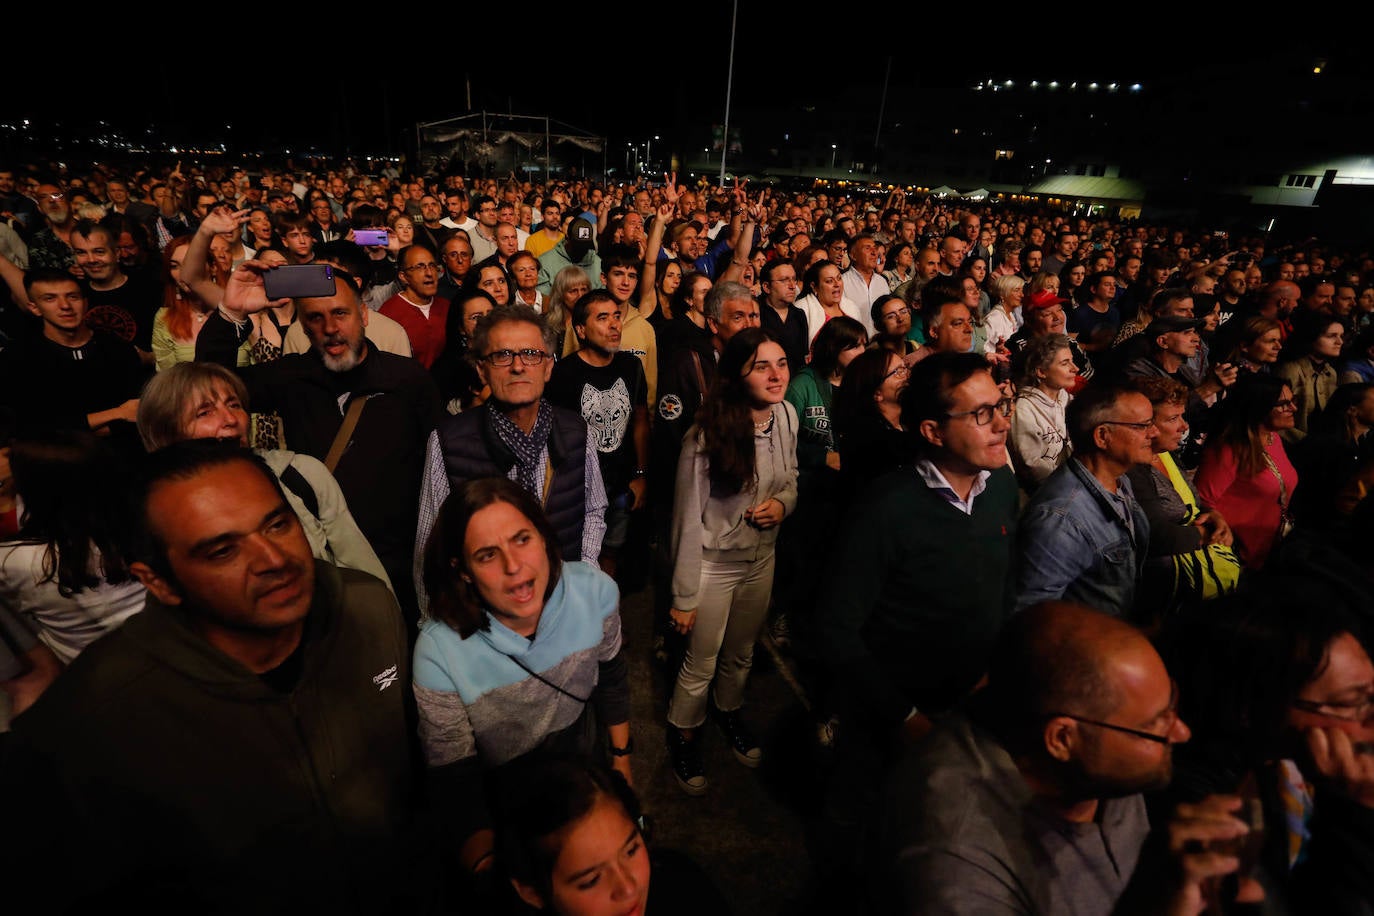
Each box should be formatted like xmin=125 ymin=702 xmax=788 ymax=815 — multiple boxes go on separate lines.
xmin=666 ymin=328 xmax=797 ymax=795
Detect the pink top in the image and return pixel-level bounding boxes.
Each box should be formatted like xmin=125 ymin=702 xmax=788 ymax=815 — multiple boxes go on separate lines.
xmin=1194 ymin=435 xmax=1298 ymax=570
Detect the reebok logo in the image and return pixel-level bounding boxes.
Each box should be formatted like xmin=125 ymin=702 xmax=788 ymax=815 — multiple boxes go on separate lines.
xmin=372 ymin=665 xmax=398 ymax=692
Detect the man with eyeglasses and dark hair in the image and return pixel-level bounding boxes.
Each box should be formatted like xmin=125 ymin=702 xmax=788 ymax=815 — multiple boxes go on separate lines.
xmin=880 ymin=601 xmax=1255 ymax=915
xmin=380 ymin=244 xmax=449 ymax=369
xmin=1017 ymin=384 xmax=1155 ymax=619
xmin=811 ymin=352 xmax=1019 ymax=877
xmin=759 ymin=259 xmax=809 ymax=371
xmin=413 ymin=304 xmax=607 ymax=615
xmin=196 ymin=238 xmax=442 ymax=634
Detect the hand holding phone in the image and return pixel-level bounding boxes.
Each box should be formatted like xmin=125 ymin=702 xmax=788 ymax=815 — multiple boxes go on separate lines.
xmin=262 ymin=264 xmax=336 ymax=300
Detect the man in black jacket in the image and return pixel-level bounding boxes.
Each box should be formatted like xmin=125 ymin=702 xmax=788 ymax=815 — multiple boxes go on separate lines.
xmin=3 ymin=442 xmax=418 ymax=912
xmin=194 ymin=220 xmax=441 ymax=632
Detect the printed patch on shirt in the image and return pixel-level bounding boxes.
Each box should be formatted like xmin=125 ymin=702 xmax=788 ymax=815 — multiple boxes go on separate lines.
xmin=658 ymin=394 xmax=683 ymax=421
xmin=582 ymin=378 xmax=632 ymax=453
xmin=803 ymin=407 xmax=831 ymax=432
xmin=372 ymin=665 xmax=398 ymax=692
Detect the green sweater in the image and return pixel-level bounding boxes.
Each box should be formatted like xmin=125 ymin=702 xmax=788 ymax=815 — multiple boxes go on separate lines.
xmin=785 ymin=365 xmax=837 ymax=471
xmin=817 ymin=465 xmax=1019 ymax=727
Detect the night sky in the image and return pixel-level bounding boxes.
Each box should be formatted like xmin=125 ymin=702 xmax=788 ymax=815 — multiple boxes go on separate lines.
xmin=7 ymin=11 xmax=1366 ymax=161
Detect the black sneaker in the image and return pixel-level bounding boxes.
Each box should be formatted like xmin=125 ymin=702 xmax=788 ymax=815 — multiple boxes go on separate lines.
xmin=711 ymin=705 xmax=763 ymax=768
xmin=667 ymin=726 xmax=708 ymax=795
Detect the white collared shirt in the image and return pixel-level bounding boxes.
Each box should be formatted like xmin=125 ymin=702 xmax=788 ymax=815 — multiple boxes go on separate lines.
xmin=915 ymin=458 xmax=991 ymax=515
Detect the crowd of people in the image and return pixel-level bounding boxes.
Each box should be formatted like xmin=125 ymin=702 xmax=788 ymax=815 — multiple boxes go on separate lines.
xmin=2 ymin=155 xmax=1374 ymax=914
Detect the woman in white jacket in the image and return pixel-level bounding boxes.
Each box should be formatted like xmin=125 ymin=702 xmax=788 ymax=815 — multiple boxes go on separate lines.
xmin=1009 ymin=332 xmax=1075 ymax=491
xmin=666 ymin=328 xmax=798 ymax=795
xmin=795 ymin=260 xmax=863 ymax=348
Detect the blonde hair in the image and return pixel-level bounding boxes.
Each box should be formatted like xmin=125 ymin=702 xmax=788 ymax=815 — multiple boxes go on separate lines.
xmin=136 ymin=361 xmax=249 ymax=452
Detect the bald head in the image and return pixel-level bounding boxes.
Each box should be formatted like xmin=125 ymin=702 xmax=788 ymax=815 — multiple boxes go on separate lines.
xmin=983 ymin=602 xmax=1154 ymax=749
xmin=1263 ymin=280 xmax=1301 ymax=317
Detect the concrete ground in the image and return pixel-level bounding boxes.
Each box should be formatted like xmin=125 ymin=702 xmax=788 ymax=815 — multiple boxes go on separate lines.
xmin=616 ymin=572 xmax=847 ymax=916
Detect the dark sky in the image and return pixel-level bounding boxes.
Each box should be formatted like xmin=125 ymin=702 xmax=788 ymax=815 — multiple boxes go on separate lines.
xmin=8 ymin=12 xmax=1362 ymax=158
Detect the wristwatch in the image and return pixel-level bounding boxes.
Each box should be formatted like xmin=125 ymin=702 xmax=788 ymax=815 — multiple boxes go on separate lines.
xmin=609 ymin=737 xmax=635 ymax=757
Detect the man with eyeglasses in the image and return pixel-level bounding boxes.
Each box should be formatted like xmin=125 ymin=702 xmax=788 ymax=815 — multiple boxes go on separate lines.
xmin=759 ymin=259 xmax=809 ymax=371
xmin=812 ymin=353 xmax=1020 ymax=875
xmin=197 ymin=246 xmax=443 ymax=635
xmin=413 ymin=304 xmax=607 ymax=615
xmin=1017 ymin=384 xmax=1155 ymax=618
xmin=437 ymin=234 xmax=475 ymax=301
xmin=380 ymin=245 xmax=449 ymax=369
xmin=881 ymin=601 xmax=1255 ymax=915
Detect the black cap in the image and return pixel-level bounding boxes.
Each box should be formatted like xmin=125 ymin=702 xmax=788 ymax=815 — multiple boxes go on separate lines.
xmin=1143 ymin=315 xmax=1205 ymax=339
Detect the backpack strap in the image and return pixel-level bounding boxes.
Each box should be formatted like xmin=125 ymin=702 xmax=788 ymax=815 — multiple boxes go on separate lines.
xmin=278 ymin=462 xmax=320 ymax=522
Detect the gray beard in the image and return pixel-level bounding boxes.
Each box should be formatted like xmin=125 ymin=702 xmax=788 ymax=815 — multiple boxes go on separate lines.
xmin=318 ymin=336 xmax=365 ymax=372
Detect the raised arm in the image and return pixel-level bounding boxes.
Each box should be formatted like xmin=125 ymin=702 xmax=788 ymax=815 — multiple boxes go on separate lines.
xmin=183 ymin=206 xmax=247 ymax=309
xmin=637 ymin=201 xmax=673 ymax=319
xmin=720 ymin=202 xmax=763 ymax=285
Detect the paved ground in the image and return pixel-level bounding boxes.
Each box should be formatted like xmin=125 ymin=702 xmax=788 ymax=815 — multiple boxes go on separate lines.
xmin=616 ymin=573 xmax=840 ymax=916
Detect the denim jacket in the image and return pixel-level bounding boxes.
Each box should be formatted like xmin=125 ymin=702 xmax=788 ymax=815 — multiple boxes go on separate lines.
xmin=1015 ymin=458 xmax=1150 ymax=618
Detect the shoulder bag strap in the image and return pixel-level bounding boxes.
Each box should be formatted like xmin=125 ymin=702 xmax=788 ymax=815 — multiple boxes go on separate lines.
xmin=324 ymin=395 xmax=368 ymax=473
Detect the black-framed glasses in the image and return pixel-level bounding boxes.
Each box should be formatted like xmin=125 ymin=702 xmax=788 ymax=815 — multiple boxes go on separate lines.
xmin=482 ymin=348 xmax=550 ymax=367
xmin=885 ymin=363 xmax=911 ymax=380
xmin=1100 ymin=418 xmax=1157 ymax=431
xmin=1273 ymin=399 xmax=1297 ymax=411
xmin=1291 ymin=694 xmax=1374 ymax=724
xmin=946 ymin=397 xmax=1013 ymax=425
xmin=1049 ymin=712 xmax=1174 ymax=745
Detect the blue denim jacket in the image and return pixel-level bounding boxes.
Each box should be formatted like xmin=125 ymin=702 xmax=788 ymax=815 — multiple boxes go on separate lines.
xmin=1015 ymin=458 xmax=1150 ymax=618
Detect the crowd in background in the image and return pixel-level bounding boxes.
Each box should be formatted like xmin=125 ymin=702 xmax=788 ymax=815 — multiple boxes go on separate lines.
xmin=2 ymin=155 xmax=1374 ymax=914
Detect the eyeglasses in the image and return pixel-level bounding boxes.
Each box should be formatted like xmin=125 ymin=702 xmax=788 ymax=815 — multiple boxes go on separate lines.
xmin=1273 ymin=399 xmax=1297 ymax=411
xmin=1048 ymin=712 xmax=1175 ymax=745
xmin=401 ymin=262 xmax=439 ymax=273
xmin=1291 ymin=694 xmax=1374 ymax=723
xmin=946 ymin=397 xmax=1013 ymax=425
xmin=885 ymin=363 xmax=911 ymax=380
xmin=482 ymin=348 xmax=550 ymax=367
xmin=1100 ymin=418 xmax=1157 ymax=431
xmin=883 ymin=307 xmax=911 ymax=321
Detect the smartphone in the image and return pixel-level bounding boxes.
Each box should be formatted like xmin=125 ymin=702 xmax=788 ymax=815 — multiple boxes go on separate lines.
xmin=263 ymin=264 xmax=336 ymax=299
xmin=354 ymin=228 xmax=389 ymax=247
